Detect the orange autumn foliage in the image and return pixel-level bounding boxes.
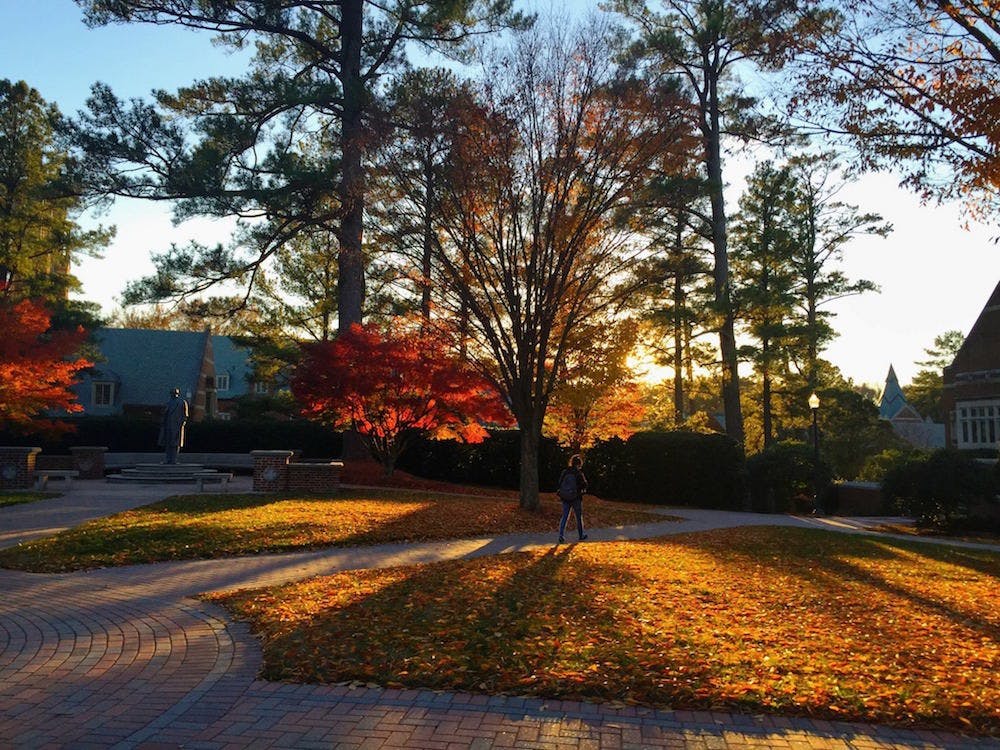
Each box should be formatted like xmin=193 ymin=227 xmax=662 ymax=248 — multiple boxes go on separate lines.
xmin=292 ymin=323 xmax=512 ymax=473
xmin=0 ymin=298 xmax=90 ymax=431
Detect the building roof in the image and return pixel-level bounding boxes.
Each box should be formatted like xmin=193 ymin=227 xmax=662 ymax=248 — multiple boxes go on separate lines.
xmin=877 ymin=364 xmax=911 ymax=420
xmin=82 ymin=328 xmax=210 ymax=408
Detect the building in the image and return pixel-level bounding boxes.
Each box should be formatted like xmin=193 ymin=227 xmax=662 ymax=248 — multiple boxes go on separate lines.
xmin=942 ymin=280 xmax=1000 ymax=451
xmin=211 ymin=335 xmax=255 ymax=419
xmin=72 ymin=328 xmax=220 ymax=421
xmin=877 ymin=365 xmax=945 ymax=450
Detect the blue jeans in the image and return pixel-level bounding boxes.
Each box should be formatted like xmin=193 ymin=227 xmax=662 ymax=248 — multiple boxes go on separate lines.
xmin=559 ymin=499 xmax=584 ymax=539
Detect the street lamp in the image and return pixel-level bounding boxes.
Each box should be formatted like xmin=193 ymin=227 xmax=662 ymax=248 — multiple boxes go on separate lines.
xmin=808 ymin=392 xmax=821 ymax=515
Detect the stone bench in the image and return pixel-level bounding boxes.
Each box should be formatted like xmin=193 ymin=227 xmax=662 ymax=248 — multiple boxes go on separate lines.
xmin=34 ymin=470 xmax=80 ymax=491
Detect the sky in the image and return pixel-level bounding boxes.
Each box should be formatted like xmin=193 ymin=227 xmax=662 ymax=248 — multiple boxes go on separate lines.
xmin=3 ymin=0 xmax=1000 ymax=390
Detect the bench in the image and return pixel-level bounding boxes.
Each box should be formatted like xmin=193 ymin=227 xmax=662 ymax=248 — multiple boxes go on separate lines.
xmin=194 ymin=472 xmax=234 ymax=492
xmin=34 ymin=470 xmax=80 ymax=491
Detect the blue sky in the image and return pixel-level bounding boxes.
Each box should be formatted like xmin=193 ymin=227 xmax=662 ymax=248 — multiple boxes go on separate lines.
xmin=3 ymin=0 xmax=1000 ymax=389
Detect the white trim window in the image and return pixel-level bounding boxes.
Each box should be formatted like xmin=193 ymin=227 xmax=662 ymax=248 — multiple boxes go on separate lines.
xmin=215 ymin=373 xmax=230 ymax=392
xmin=955 ymin=400 xmax=1000 ymax=448
xmin=254 ymin=381 xmax=269 ymax=395
xmin=93 ymin=382 xmax=114 ymax=407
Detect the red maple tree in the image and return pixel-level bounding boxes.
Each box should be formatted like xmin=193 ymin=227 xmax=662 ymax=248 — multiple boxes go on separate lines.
xmin=292 ymin=323 xmax=511 ymax=474
xmin=0 ymin=299 xmax=91 ymax=432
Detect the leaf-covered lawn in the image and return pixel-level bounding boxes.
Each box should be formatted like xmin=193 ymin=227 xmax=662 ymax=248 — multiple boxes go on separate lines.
xmin=0 ymin=491 xmax=56 ymax=508
xmin=211 ymin=527 xmax=1000 ymax=735
xmin=0 ymin=490 xmax=663 ymax=572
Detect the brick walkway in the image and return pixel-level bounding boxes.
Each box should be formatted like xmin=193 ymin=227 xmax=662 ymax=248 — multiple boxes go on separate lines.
xmin=1 ymin=482 xmax=998 ymax=749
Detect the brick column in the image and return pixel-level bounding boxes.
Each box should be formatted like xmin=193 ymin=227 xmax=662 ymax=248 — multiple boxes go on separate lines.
xmin=251 ymin=450 xmax=293 ymax=492
xmin=70 ymin=446 xmax=108 ymax=479
xmin=0 ymin=447 xmax=42 ymax=490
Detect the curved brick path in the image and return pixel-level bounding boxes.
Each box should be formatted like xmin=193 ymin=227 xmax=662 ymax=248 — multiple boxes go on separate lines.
xmin=1 ymin=481 xmax=998 ymax=749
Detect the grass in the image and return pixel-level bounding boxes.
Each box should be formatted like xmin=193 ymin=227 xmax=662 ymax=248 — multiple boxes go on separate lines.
xmin=0 ymin=489 xmax=665 ymax=572
xmin=209 ymin=526 xmax=1000 ymax=735
xmin=0 ymin=491 xmax=57 ymax=508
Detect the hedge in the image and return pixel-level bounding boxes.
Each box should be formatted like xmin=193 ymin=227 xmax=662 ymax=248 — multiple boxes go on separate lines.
xmin=398 ymin=430 xmax=745 ymax=509
xmin=745 ymin=441 xmax=834 ymax=514
xmin=0 ymin=416 xmax=342 ymax=458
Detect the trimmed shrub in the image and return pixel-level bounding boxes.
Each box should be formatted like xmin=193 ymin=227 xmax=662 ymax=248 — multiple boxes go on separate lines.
xmin=746 ymin=441 xmax=834 ymax=514
xmin=612 ymin=431 xmax=745 ymax=509
xmin=881 ymin=449 xmax=996 ymax=531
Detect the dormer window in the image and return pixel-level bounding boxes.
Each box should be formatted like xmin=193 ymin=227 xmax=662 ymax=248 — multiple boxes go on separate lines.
xmin=93 ymin=382 xmax=115 ymax=406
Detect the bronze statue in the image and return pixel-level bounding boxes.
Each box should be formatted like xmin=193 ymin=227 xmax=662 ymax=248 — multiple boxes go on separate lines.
xmin=158 ymin=388 xmax=189 ymax=464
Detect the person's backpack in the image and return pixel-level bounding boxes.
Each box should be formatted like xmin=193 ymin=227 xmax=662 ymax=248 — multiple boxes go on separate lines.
xmin=556 ymin=470 xmax=578 ymax=501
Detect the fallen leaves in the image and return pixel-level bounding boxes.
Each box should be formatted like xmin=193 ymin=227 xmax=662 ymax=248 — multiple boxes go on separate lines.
xmin=0 ymin=489 xmax=662 ymax=572
xmin=210 ymin=527 xmax=1000 ymax=736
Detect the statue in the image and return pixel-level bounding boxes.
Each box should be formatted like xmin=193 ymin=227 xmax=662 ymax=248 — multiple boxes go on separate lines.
xmin=158 ymin=388 xmax=189 ymax=464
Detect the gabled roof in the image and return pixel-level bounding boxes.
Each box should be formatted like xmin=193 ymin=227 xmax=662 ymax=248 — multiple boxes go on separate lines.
xmin=946 ymin=278 xmax=1000 ymax=377
xmin=878 ymin=364 xmax=912 ymax=420
xmin=85 ymin=328 xmax=210 ymax=406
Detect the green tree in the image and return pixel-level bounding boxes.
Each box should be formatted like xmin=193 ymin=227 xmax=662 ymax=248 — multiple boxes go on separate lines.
xmin=0 ymin=79 xmax=111 ymax=324
xmin=614 ymin=0 xmax=827 ymax=449
xmin=731 ymin=161 xmax=799 ymax=448
xmin=906 ymin=330 xmax=964 ymax=421
xmin=785 ymin=152 xmax=887 ymax=390
xmin=73 ymin=0 xmax=526 ymax=331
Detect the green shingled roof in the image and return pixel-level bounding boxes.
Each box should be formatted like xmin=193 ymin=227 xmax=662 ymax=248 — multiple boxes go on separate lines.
xmin=76 ymin=328 xmax=210 ymax=411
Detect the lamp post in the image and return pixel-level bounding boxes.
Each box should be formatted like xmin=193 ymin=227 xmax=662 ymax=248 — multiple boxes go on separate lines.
xmin=808 ymin=392 xmax=821 ymax=515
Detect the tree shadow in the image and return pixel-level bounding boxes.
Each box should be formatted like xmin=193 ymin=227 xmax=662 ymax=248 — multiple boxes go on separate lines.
xmin=221 ymin=543 xmax=717 ymax=706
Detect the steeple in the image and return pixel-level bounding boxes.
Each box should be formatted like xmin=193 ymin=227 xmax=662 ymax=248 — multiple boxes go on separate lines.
xmin=878 ymin=364 xmax=908 ymax=420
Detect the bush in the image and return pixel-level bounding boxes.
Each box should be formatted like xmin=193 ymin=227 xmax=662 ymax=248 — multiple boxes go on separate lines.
xmin=397 ymin=429 xmax=745 ymax=509
xmin=397 ymin=430 xmax=568 ymax=490
xmin=857 ymin=448 xmax=925 ymax=482
xmin=881 ymin=449 xmax=996 ymax=531
xmin=746 ymin=442 xmax=834 ymax=514
xmin=610 ymin=431 xmax=745 ymax=509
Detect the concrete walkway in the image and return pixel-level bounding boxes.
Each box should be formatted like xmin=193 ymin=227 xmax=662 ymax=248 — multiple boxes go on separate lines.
xmin=1 ymin=481 xmax=997 ymax=749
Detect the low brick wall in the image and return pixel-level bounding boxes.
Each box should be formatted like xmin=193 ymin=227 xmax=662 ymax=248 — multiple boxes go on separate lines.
xmin=0 ymin=447 xmax=42 ymax=490
xmin=834 ymin=481 xmax=884 ymax=516
xmin=71 ymin=446 xmax=107 ymax=479
xmin=251 ymin=451 xmax=343 ymax=492
xmin=287 ymin=461 xmax=343 ymax=493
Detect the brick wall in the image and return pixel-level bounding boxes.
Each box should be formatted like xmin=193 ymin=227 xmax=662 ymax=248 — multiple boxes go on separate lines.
xmin=0 ymin=447 xmax=42 ymax=490
xmin=287 ymin=462 xmax=343 ymax=493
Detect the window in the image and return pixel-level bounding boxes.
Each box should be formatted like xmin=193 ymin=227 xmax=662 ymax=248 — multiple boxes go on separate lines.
xmin=254 ymin=381 xmax=269 ymax=395
xmin=955 ymin=400 xmax=1000 ymax=449
xmin=93 ymin=382 xmax=114 ymax=406
xmin=215 ymin=373 xmax=230 ymax=392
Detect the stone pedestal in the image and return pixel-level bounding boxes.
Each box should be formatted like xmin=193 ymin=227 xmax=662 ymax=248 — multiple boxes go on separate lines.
xmin=70 ymin=446 xmax=108 ymax=479
xmin=251 ymin=450 xmax=294 ymax=492
xmin=0 ymin=447 xmax=42 ymax=490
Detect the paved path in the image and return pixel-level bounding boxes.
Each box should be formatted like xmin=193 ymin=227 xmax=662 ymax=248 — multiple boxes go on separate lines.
xmin=1 ymin=482 xmax=997 ymax=749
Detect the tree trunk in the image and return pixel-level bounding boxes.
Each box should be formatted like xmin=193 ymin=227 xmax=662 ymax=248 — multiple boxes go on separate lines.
xmin=762 ymin=341 xmax=773 ymax=448
xmin=673 ymin=260 xmax=685 ymax=427
xmin=704 ymin=70 xmax=744 ymax=449
xmin=421 ymin=148 xmax=434 ymax=322
xmin=337 ymin=0 xmax=366 ymax=333
xmin=518 ymin=422 xmax=541 ymax=511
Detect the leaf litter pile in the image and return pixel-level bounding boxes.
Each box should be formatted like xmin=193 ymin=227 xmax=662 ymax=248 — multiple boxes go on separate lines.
xmin=0 ymin=490 xmax=662 ymax=572
xmin=211 ymin=527 xmax=1000 ymax=735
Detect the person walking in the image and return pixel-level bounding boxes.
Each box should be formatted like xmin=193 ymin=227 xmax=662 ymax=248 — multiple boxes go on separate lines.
xmin=556 ymin=454 xmax=588 ymax=543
